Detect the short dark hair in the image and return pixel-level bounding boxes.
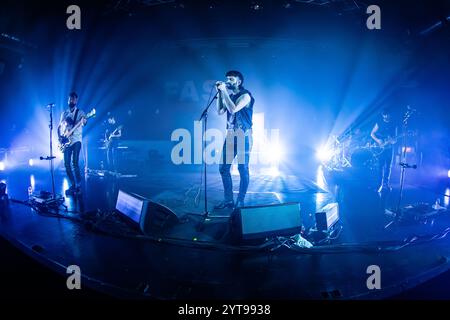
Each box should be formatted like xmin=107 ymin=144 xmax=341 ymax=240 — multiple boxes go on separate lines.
xmin=69 ymin=91 xmax=78 ymax=99
xmin=225 ymin=70 xmax=244 ymax=87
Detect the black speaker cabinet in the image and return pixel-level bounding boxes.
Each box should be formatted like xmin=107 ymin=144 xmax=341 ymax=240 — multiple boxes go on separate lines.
xmin=115 ymin=190 xmax=179 ymax=235
xmin=230 ymin=202 xmax=302 ymax=242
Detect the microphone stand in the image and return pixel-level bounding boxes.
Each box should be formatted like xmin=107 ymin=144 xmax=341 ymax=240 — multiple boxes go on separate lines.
xmin=198 ymin=90 xmax=219 ymax=219
xmin=38 ymin=104 xmax=66 ymax=210
xmin=394 ymin=110 xmax=416 ymax=221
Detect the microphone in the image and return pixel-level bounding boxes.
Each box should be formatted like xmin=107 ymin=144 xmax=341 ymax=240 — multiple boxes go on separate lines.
xmin=400 ymin=162 xmax=417 ymax=169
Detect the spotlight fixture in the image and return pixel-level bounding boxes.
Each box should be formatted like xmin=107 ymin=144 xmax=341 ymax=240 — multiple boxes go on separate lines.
xmin=448 ymin=169 xmax=450 ymax=178
xmin=29 ymin=159 xmax=34 ymax=166
xmin=0 ymin=161 xmax=5 ymax=171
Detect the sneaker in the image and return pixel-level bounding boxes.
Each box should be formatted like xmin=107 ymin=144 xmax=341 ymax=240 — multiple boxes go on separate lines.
xmin=214 ymin=200 xmax=234 ymax=210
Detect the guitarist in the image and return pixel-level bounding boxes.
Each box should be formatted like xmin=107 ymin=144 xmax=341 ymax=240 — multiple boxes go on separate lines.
xmin=57 ymin=92 xmax=86 ymax=194
xmin=104 ymin=114 xmax=122 ymax=174
xmin=370 ymin=108 xmax=397 ymax=193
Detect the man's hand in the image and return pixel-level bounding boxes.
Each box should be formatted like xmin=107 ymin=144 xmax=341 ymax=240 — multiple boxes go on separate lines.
xmin=82 ymin=117 xmax=87 ymax=126
xmin=217 ymin=82 xmax=227 ymax=92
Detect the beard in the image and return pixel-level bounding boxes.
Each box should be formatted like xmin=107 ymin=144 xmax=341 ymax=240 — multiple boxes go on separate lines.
xmin=226 ymin=83 xmax=236 ymax=90
xmin=69 ymin=102 xmax=76 ymax=110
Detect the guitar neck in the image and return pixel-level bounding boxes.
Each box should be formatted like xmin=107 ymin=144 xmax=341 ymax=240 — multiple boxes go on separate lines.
xmin=67 ymin=120 xmax=84 ymax=136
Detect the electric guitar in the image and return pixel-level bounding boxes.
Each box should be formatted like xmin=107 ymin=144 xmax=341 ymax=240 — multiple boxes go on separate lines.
xmin=371 ymin=133 xmax=405 ymax=156
xmin=58 ymin=108 xmax=96 ymax=152
xmin=103 ymin=125 xmax=123 ymax=149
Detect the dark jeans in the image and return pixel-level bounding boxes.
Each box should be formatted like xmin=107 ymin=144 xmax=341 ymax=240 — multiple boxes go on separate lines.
xmin=378 ymin=146 xmax=394 ymax=188
xmin=64 ymin=141 xmax=82 ymax=188
xmin=106 ymin=144 xmax=117 ymax=172
xmin=219 ymin=131 xmax=252 ymax=203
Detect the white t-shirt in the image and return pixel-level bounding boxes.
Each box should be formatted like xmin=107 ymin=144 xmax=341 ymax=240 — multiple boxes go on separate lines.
xmin=60 ymin=107 xmax=85 ymax=146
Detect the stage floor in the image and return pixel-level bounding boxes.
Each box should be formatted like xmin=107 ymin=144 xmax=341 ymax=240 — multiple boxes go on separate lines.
xmin=1 ymin=166 xmax=450 ymax=299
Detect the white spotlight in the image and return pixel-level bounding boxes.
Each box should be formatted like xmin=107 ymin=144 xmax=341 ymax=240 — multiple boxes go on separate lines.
xmin=269 ymin=143 xmax=284 ymax=163
xmin=29 ymin=159 xmax=34 ymax=166
xmin=0 ymin=162 xmax=5 ymax=171
xmin=316 ymin=146 xmax=333 ymax=162
xmin=269 ymin=166 xmax=280 ymax=177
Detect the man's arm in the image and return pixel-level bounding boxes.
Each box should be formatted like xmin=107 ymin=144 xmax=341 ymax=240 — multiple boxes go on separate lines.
xmin=217 ymin=91 xmax=226 ymax=115
xmin=220 ymin=90 xmax=251 ymax=114
xmin=370 ymin=123 xmax=383 ymax=146
xmin=79 ymin=110 xmax=87 ymax=126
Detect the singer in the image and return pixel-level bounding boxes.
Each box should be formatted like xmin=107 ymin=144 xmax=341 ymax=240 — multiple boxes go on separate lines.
xmin=214 ymin=70 xmax=255 ymax=210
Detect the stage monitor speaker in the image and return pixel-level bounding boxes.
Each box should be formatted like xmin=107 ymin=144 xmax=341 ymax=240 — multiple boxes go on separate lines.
xmin=315 ymin=202 xmax=339 ymax=231
xmin=231 ymin=202 xmax=302 ymax=241
xmin=115 ymin=190 xmax=179 ymax=235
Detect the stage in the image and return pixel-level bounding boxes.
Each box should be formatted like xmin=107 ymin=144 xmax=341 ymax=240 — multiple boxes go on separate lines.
xmin=1 ymin=165 xmax=450 ymax=300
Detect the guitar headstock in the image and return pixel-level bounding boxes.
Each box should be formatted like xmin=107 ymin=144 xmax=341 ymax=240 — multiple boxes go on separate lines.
xmin=86 ymin=108 xmax=96 ymax=119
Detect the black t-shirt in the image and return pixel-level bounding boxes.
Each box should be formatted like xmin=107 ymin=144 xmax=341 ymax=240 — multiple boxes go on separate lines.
xmin=376 ymin=117 xmax=395 ymax=140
